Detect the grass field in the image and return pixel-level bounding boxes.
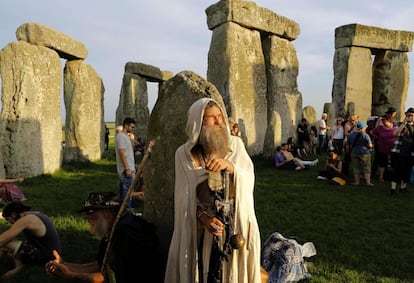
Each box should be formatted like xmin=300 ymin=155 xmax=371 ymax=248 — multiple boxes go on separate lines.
xmin=0 ymin=145 xmax=413 ymax=282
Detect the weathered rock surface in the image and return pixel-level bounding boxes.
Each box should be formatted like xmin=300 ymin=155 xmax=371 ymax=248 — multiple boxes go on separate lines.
xmin=335 ymin=24 xmax=414 ymax=52
xmin=63 ymin=60 xmax=105 ymax=163
xmin=0 ymin=41 xmax=62 ymax=177
xmin=125 ymin=62 xmax=165 ymax=82
xmin=143 ymin=71 xmax=225 ymax=257
xmin=208 ymin=21 xmax=267 ymax=155
xmin=372 ymin=51 xmax=408 ymax=120
xmin=206 ymin=0 xmax=300 ymax=40
xmin=263 ymin=35 xmax=302 ymax=142
xmin=16 ymin=22 xmax=88 ymax=60
xmin=115 ymin=72 xmax=150 ymax=140
xmin=332 ymin=47 xmax=373 ymax=121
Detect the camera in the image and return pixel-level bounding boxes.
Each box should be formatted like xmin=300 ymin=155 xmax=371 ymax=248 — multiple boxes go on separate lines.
xmin=406 ymin=117 xmax=413 ymax=122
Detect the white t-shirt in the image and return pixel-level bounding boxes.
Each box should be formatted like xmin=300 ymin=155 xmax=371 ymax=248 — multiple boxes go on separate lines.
xmin=115 ymin=133 xmax=135 ymax=176
xmin=319 ymin=119 xmax=327 ymax=136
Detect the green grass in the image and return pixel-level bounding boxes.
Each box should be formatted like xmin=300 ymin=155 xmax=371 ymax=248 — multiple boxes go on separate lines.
xmin=0 ymin=150 xmax=413 ymax=282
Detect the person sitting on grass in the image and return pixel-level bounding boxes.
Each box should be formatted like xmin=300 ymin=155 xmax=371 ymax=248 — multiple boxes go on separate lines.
xmin=274 ymin=144 xmax=318 ymax=171
xmin=46 ymin=191 xmax=164 ymax=283
xmin=317 ymin=151 xmax=345 ymax=181
xmin=0 ymin=202 xmax=61 ymax=279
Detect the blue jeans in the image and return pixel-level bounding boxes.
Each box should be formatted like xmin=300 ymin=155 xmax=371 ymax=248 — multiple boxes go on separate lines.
xmin=318 ymin=135 xmax=327 ymax=152
xmin=119 ymin=171 xmax=134 ymax=208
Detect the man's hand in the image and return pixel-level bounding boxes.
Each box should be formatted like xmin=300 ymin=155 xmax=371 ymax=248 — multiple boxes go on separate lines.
xmin=205 ymin=156 xmax=234 ymax=174
xmin=199 ymin=213 xmax=224 ymax=236
xmin=46 ymin=250 xmax=70 ymax=278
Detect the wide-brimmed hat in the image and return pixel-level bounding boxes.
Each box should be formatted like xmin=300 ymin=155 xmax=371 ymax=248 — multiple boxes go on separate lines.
xmin=405 ymin=107 xmax=414 ymax=114
xmin=385 ymin=107 xmax=397 ymax=114
xmin=357 ymin=121 xmax=367 ymax=129
xmin=79 ymin=192 xmax=120 ymax=212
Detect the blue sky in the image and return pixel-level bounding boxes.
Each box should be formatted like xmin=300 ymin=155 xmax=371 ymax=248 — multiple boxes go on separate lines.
xmin=1 ymin=0 xmax=414 ymax=122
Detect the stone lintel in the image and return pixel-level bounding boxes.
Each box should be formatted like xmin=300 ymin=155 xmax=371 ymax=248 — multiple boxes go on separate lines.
xmin=206 ymin=0 xmax=300 ymax=40
xmin=16 ymin=22 xmax=88 ymax=60
xmin=125 ymin=62 xmax=166 ymax=82
xmin=335 ymin=23 xmax=414 ymax=52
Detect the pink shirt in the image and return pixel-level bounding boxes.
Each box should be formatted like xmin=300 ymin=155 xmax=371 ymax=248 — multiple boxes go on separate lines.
xmin=371 ymin=125 xmax=396 ymax=154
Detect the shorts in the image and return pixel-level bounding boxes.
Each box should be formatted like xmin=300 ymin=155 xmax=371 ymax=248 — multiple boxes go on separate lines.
xmin=351 ymin=154 xmax=371 ymax=175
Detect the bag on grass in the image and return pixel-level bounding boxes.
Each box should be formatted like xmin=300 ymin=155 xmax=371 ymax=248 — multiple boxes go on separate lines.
xmin=329 ymin=177 xmax=346 ymax=186
xmin=0 ymin=184 xmax=26 ymax=201
xmin=261 ymin=232 xmax=316 ymax=283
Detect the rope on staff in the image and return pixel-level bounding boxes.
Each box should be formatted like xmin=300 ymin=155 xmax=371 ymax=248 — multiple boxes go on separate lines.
xmin=101 ymin=140 xmax=155 ymax=274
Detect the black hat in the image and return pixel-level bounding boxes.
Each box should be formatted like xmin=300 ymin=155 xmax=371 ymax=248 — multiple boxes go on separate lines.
xmin=385 ymin=107 xmax=396 ymax=114
xmin=405 ymin=107 xmax=414 ymax=114
xmin=79 ymin=192 xmax=120 ymax=212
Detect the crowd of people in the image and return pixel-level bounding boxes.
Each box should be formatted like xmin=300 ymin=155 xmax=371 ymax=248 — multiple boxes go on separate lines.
xmin=1 ymin=99 xmax=413 ymax=282
xmin=272 ymin=106 xmax=414 ymax=195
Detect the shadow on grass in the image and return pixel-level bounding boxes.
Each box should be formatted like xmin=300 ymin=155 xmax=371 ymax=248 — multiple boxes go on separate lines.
xmin=253 ymin=154 xmax=414 ymax=282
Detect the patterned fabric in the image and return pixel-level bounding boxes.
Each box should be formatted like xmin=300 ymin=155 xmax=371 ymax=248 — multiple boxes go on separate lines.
xmin=261 ymin=232 xmax=316 ymax=283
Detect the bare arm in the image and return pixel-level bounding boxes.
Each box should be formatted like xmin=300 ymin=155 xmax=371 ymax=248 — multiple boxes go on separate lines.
xmin=0 ymin=178 xmax=24 ymax=185
xmin=0 ymin=214 xmax=43 ymax=248
xmin=46 ymin=250 xmax=104 ymax=283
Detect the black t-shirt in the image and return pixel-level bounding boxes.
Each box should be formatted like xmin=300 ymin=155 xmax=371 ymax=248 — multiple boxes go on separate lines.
xmin=98 ymin=213 xmax=165 ymax=283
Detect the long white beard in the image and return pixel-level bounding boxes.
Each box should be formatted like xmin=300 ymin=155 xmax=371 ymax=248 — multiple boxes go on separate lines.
xmin=199 ymin=124 xmax=230 ymax=158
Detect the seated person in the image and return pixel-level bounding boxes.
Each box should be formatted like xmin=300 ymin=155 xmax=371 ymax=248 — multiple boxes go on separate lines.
xmin=317 ymin=152 xmax=345 ymax=180
xmin=274 ymin=144 xmax=318 ymax=170
xmin=0 ymin=202 xmax=62 ymax=278
xmin=274 ymin=146 xmax=300 ymax=170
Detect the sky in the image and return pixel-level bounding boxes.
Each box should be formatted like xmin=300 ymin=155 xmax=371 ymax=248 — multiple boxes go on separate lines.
xmin=1 ymin=0 xmax=414 ymax=122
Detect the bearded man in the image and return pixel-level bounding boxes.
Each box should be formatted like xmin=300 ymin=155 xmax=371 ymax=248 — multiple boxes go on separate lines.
xmin=46 ymin=192 xmax=164 ymax=283
xmin=165 ymin=98 xmax=262 ymax=283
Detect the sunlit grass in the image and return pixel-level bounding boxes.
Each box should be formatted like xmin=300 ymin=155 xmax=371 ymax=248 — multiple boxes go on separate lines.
xmin=0 ymin=151 xmax=413 ymax=282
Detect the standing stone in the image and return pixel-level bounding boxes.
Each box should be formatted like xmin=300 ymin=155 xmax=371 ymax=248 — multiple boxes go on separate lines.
xmin=0 ymin=41 xmax=62 ymax=177
xmin=63 ymin=60 xmax=105 ymax=162
xmin=143 ymin=71 xmax=225 ymax=258
xmin=323 ymin=102 xmax=336 ymax=129
xmin=115 ymin=62 xmax=166 ymax=140
xmin=372 ymin=51 xmax=409 ymax=120
xmin=0 ymin=120 xmax=4 ymax=178
xmin=115 ymin=73 xmax=150 ymax=140
xmin=332 ymin=46 xmax=372 ymax=122
xmin=263 ymin=111 xmax=282 ymax=158
xmin=263 ymin=35 xmax=302 ymax=143
xmin=302 ymin=106 xmax=317 ymax=126
xmin=208 ymin=21 xmax=267 ymax=155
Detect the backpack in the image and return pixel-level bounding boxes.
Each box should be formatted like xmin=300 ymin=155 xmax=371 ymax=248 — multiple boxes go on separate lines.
xmin=261 ymin=232 xmax=316 ymax=283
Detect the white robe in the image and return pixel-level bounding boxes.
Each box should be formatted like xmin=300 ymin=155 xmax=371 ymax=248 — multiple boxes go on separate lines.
xmin=164 ymin=98 xmax=262 ymax=283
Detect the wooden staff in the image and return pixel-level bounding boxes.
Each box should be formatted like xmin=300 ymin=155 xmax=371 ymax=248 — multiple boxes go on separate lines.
xmin=101 ymin=140 xmax=155 ymax=273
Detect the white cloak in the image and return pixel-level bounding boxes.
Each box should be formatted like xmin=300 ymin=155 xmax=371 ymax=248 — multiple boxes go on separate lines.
xmin=164 ymin=98 xmax=262 ymax=283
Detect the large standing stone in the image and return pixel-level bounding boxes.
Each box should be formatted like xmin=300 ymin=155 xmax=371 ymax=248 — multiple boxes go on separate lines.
xmin=332 ymin=47 xmax=373 ymax=122
xmin=208 ymin=21 xmax=267 ymax=155
xmin=63 ymin=60 xmax=105 ymax=162
xmin=143 ymin=71 xmax=225 ymax=258
xmin=263 ymin=35 xmax=302 ymax=143
xmin=115 ymin=73 xmax=150 ymax=140
xmin=302 ymin=106 xmax=317 ymax=126
xmin=116 ymin=62 xmax=168 ymax=140
xmin=0 ymin=41 xmax=62 ymax=177
xmin=372 ymin=51 xmax=409 ymax=120
xmin=262 ymin=111 xmax=282 ymax=158
xmin=16 ymin=22 xmax=88 ymax=60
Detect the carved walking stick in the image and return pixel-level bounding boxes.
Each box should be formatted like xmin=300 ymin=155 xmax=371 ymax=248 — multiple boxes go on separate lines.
xmin=101 ymin=140 xmax=155 ymax=274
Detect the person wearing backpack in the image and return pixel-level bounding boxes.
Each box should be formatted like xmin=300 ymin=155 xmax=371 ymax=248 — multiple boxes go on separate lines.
xmin=346 ymin=122 xmax=374 ymax=186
